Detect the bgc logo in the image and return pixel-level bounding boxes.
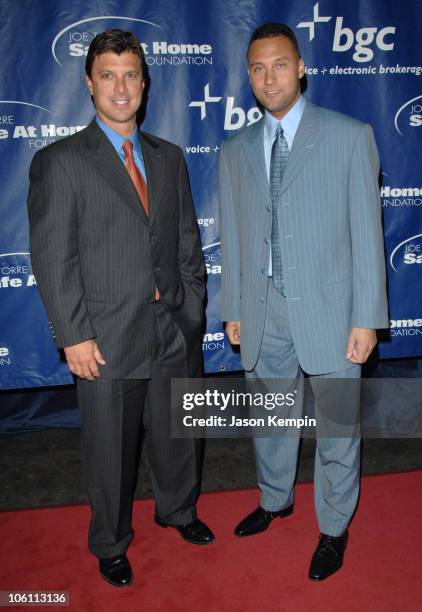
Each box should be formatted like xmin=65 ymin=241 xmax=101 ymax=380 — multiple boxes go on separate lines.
xmin=189 ymin=84 xmax=262 ymax=131
xmin=394 ymin=95 xmax=422 ymax=136
xmin=197 ymin=217 xmax=215 ymax=228
xmin=389 ymin=234 xmax=422 ymax=272
xmin=297 ymin=2 xmax=396 ymax=63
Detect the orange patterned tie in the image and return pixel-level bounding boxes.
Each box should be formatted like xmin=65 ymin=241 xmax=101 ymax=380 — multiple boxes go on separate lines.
xmin=122 ymin=139 xmax=160 ymax=300
xmin=122 ymin=139 xmax=149 ymax=215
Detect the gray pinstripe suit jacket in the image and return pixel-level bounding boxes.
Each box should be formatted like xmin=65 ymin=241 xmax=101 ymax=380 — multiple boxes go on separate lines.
xmin=28 ymin=119 xmax=205 ymax=379
xmin=219 ymin=101 xmax=389 ymax=374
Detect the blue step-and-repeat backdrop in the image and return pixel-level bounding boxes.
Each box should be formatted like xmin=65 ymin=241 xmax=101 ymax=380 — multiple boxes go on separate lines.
xmin=0 ymin=0 xmax=421 ymax=389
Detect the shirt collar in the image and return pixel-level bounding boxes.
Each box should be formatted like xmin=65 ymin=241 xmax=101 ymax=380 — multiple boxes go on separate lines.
xmin=95 ymin=116 xmax=141 ymax=157
xmin=264 ymin=95 xmax=306 ymax=142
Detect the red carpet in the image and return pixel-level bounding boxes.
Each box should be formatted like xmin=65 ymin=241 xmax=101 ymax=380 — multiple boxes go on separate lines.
xmin=1 ymin=472 xmax=421 ymax=611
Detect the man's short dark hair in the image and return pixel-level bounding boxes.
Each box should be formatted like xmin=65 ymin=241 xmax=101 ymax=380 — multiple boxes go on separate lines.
xmin=247 ymin=23 xmax=301 ymax=58
xmin=85 ymin=28 xmax=145 ymax=77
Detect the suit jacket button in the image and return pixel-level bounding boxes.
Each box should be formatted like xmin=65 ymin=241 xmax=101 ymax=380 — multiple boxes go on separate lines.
xmin=266 ymin=206 xmax=271 ymax=212
xmin=259 ymin=297 xmax=265 ymax=303
xmin=261 ymin=268 xmax=266 ymax=274
xmin=264 ymin=238 xmax=269 ymax=244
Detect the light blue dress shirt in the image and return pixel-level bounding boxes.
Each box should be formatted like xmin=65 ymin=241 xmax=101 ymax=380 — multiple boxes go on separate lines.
xmin=95 ymin=116 xmax=147 ymax=182
xmin=265 ymin=95 xmax=306 ymax=275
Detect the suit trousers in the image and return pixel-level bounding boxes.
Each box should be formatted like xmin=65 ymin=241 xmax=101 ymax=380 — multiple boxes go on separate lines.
xmin=77 ymin=299 xmax=202 ymax=559
xmin=245 ymin=280 xmax=361 ymax=536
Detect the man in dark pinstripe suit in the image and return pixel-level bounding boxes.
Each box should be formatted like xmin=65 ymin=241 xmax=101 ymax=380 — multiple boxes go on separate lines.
xmin=28 ymin=29 xmax=214 ymax=587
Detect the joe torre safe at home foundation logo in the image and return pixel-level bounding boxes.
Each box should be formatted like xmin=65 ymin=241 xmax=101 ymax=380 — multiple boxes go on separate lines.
xmin=51 ymin=16 xmax=213 ymax=67
xmin=0 ymin=253 xmax=36 ymax=289
xmin=0 ymin=101 xmax=84 ymax=150
xmin=389 ymin=234 xmax=422 ymax=272
xmin=0 ymin=345 xmax=11 ymax=367
xmin=394 ymin=95 xmax=422 ymax=136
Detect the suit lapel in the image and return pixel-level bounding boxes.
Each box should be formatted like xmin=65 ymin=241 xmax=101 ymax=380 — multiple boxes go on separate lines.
xmin=242 ymin=118 xmax=271 ymax=203
xmin=280 ymin=102 xmax=321 ymax=194
xmin=138 ymin=131 xmax=164 ymax=227
xmin=84 ymin=120 xmax=149 ymax=226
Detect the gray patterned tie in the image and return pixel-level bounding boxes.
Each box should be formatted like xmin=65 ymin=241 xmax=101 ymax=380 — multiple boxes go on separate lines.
xmin=270 ymin=123 xmax=289 ymax=296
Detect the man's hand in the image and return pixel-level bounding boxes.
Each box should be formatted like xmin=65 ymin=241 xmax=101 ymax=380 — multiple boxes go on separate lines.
xmin=346 ymin=327 xmax=377 ymax=364
xmin=64 ymin=340 xmax=106 ymax=380
xmin=226 ymin=321 xmax=241 ymax=345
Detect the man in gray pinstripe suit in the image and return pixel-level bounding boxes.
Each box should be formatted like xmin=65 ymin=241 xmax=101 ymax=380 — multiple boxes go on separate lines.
xmin=220 ymin=23 xmax=388 ymax=580
xmin=28 ymin=29 xmax=214 ymax=588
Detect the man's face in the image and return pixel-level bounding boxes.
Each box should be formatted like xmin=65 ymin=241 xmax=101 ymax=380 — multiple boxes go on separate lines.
xmin=248 ymin=35 xmax=304 ymax=119
xmin=85 ymin=51 xmax=145 ymax=136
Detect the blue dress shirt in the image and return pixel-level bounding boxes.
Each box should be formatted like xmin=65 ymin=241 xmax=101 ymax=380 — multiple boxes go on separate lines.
xmin=264 ymin=95 xmax=306 ymax=275
xmin=95 ymin=117 xmax=147 ymax=182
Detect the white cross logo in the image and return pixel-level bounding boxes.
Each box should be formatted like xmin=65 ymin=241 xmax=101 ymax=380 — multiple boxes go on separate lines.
xmin=188 ymin=84 xmax=222 ymax=120
xmin=297 ymin=2 xmax=331 ymax=41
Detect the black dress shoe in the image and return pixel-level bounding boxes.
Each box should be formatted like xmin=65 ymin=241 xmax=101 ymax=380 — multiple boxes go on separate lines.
xmin=99 ymin=554 xmax=133 ymax=587
xmin=154 ymin=516 xmax=215 ymax=545
xmin=234 ymin=504 xmax=293 ymax=537
xmin=308 ymin=532 xmax=348 ymax=581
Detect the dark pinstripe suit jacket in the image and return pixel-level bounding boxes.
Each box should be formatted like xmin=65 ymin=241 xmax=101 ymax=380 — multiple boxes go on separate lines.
xmin=28 ymin=119 xmax=205 ymax=378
